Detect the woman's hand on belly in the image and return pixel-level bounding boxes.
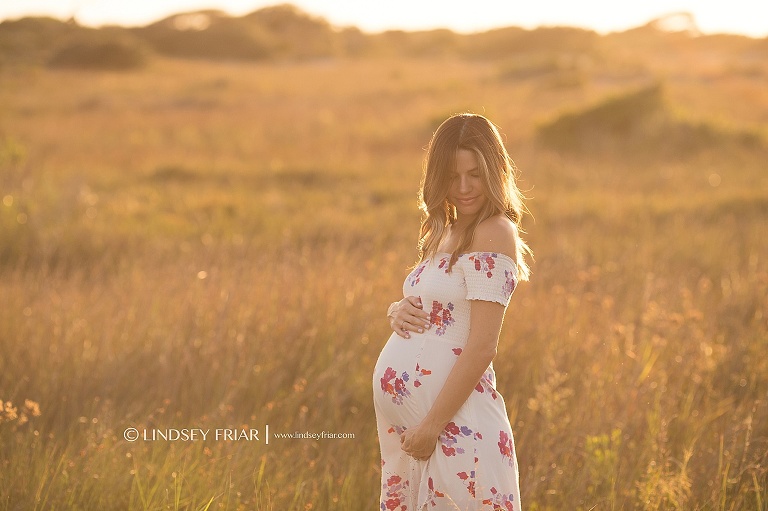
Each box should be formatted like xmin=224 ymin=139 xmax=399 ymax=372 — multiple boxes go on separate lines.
xmin=399 ymin=420 xmax=441 ymax=461
xmin=389 ymin=296 xmax=431 ymax=339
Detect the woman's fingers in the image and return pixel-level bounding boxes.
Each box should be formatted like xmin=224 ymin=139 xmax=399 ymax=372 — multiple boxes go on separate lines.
xmin=405 ymin=296 xmax=423 ymax=308
xmin=405 ymin=296 xmax=431 ymax=322
xmin=401 ymin=317 xmax=426 ymax=335
xmin=400 ymin=314 xmax=430 ymax=335
xmin=400 ymin=431 xmax=435 ymax=461
xmin=405 ymin=296 xmax=429 ymax=318
xmin=390 ymin=296 xmax=431 ymax=337
xmin=403 ymin=305 xmax=430 ymax=330
xmin=391 ymin=316 xmax=410 ymax=339
xmin=391 ymin=314 xmax=416 ymax=339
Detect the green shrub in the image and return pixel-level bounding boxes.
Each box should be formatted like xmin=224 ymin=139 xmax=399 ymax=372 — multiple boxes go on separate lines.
xmin=48 ymin=34 xmax=149 ymax=70
xmin=537 ymin=84 xmax=765 ymax=157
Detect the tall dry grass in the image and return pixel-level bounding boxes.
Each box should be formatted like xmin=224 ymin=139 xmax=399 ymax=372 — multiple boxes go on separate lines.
xmin=1 ymin=48 xmax=766 ymax=510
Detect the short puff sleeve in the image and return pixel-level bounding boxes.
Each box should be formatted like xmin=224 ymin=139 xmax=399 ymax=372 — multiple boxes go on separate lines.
xmin=459 ymin=252 xmax=518 ymax=307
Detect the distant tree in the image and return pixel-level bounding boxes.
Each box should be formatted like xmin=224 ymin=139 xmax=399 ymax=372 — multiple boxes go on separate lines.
xmin=134 ymin=11 xmax=273 ymax=61
xmin=242 ymin=4 xmax=339 ymax=59
xmin=0 ymin=17 xmax=81 ymax=65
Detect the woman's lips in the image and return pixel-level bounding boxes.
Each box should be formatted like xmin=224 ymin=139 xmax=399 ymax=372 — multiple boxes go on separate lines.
xmin=455 ymin=196 xmax=478 ymax=205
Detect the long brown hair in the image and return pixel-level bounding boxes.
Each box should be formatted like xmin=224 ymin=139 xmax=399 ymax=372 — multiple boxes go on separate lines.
xmin=417 ymin=113 xmax=532 ymax=280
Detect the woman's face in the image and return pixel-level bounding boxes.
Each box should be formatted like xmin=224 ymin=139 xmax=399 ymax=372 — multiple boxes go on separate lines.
xmin=449 ymin=148 xmax=487 ymax=219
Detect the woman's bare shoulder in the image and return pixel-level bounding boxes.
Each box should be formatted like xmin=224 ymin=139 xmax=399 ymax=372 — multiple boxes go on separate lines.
xmin=470 ymin=215 xmax=518 ymax=259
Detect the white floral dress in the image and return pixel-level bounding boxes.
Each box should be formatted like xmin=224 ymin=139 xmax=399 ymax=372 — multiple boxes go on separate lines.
xmin=373 ymin=252 xmax=520 ymax=511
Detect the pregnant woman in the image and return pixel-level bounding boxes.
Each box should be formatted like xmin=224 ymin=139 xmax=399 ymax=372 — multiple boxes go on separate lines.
xmin=373 ymin=113 xmax=532 ymax=510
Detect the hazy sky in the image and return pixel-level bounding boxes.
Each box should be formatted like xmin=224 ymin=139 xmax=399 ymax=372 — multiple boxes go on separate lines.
xmin=2 ymin=0 xmax=767 ymax=37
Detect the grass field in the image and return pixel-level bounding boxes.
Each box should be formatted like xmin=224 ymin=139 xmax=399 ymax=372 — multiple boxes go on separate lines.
xmin=1 ymin=29 xmax=767 ymax=510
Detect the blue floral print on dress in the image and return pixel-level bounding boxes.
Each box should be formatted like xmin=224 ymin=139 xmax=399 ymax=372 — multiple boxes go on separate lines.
xmin=407 ymin=263 xmax=427 ymax=287
xmin=503 ymin=269 xmax=517 ymax=299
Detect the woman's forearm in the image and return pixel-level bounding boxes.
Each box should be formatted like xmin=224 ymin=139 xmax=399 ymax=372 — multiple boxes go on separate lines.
xmin=420 ymin=337 xmax=497 ymax=435
xmin=419 ymin=301 xmax=505 ymax=435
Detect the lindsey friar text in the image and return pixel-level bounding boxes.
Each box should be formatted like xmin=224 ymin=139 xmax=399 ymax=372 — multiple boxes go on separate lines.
xmin=123 ymin=427 xmax=267 ymax=442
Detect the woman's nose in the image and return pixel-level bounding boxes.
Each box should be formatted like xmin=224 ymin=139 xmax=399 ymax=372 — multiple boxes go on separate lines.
xmin=458 ymin=175 xmax=472 ymax=193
